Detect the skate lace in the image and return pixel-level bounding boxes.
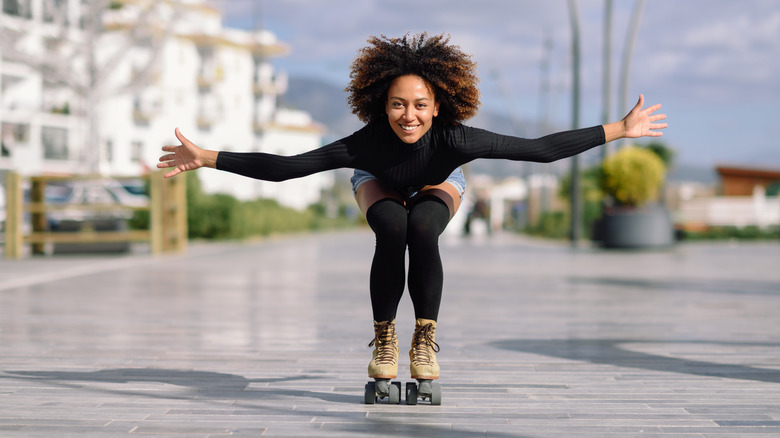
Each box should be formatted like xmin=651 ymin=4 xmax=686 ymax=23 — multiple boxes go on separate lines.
xmin=411 ymin=323 xmax=440 ymax=365
xmin=368 ymin=321 xmax=397 ymax=365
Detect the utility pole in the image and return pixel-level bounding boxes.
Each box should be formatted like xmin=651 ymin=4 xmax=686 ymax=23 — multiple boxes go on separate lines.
xmin=537 ymin=30 xmax=554 ymax=219
xmin=567 ymin=0 xmax=582 ymax=247
xmin=618 ymin=0 xmax=646 ymax=148
xmin=601 ymin=0 xmax=613 ymax=160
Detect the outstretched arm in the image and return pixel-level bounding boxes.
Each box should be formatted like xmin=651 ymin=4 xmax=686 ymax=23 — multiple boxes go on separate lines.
xmin=159 ymin=128 xmax=359 ymax=181
xmin=157 ymin=128 xmax=219 ymax=178
xmin=603 ymin=94 xmax=668 ymax=143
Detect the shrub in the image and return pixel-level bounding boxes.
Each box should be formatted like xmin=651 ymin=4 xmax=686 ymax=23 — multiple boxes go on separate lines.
xmin=183 ymin=172 xmax=359 ymax=240
xmin=601 ymin=145 xmax=666 ymax=207
xmin=525 ymin=211 xmax=569 ymax=239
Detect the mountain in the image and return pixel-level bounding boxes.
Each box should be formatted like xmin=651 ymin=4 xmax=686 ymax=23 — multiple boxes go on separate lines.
xmin=278 ymin=76 xmax=362 ymax=142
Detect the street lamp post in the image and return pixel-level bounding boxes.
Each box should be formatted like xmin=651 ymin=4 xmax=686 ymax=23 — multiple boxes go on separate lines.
xmin=567 ymin=0 xmax=582 ymax=246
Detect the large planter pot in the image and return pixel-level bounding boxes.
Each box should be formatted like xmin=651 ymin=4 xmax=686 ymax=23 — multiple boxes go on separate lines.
xmin=597 ymin=204 xmax=674 ymax=249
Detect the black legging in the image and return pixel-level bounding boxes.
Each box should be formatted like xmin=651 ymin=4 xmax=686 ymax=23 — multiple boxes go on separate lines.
xmin=365 ymin=196 xmax=451 ymax=322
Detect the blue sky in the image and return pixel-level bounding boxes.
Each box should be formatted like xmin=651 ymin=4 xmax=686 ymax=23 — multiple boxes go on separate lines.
xmin=210 ymin=0 xmax=779 ymax=168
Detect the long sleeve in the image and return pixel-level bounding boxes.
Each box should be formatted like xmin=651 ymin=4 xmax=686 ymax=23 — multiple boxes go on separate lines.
xmin=453 ymin=125 xmax=606 ymax=164
xmin=215 ymin=141 xmax=357 ymax=182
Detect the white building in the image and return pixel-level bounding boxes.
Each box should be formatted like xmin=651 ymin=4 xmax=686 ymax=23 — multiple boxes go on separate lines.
xmin=1 ymin=0 xmax=330 ymax=210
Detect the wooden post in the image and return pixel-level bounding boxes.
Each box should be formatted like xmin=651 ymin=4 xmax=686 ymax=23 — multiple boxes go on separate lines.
xmin=30 ymin=177 xmax=47 ymax=255
xmin=149 ymin=171 xmax=187 ymax=254
xmin=5 ymin=172 xmax=23 ymax=259
xmin=170 ymin=172 xmax=188 ymax=253
xmin=149 ymin=171 xmax=164 ymax=254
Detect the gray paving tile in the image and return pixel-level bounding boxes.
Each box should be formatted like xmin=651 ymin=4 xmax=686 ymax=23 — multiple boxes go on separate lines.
xmin=1 ymin=232 xmax=779 ymax=436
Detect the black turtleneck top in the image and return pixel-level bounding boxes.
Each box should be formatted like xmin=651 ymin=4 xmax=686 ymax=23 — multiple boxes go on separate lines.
xmin=217 ymin=122 xmax=605 ymax=192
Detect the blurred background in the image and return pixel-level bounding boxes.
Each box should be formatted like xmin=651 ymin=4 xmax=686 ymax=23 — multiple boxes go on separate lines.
xmin=1 ymin=0 xmax=778 ymax=254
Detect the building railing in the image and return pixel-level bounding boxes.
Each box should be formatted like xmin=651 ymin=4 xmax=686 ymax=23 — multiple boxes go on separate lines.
xmin=674 ymin=195 xmax=780 ymax=231
xmin=3 ymin=171 xmax=187 ymax=259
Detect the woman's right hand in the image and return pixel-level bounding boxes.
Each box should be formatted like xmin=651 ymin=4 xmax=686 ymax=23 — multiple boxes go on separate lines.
xmin=157 ymin=128 xmax=218 ymax=178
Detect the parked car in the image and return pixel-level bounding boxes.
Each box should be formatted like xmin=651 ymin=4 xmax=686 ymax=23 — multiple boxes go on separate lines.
xmin=45 ymin=179 xmax=147 ymax=254
xmin=105 ymin=178 xmax=150 ymax=208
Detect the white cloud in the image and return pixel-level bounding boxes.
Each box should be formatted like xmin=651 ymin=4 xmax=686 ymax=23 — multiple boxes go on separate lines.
xmin=209 ymin=0 xmax=780 ymax=166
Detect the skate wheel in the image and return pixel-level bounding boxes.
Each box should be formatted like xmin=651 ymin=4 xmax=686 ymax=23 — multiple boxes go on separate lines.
xmin=388 ymin=381 xmax=401 ymax=404
xmin=375 ymin=379 xmax=390 ymax=396
xmin=430 ymin=381 xmax=442 ymax=405
xmin=405 ymin=382 xmax=418 ymax=405
xmin=364 ymin=381 xmax=376 ymax=404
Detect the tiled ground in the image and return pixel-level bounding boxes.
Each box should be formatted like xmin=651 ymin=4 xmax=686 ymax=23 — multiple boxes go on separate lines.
xmin=1 ymin=231 xmax=779 ymax=437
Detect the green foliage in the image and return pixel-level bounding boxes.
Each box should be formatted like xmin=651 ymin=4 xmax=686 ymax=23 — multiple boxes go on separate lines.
xmin=184 ymin=172 xmax=359 ymax=240
xmin=644 ymin=141 xmax=675 ymax=168
xmin=601 ymin=145 xmax=666 ymax=207
xmin=680 ymin=226 xmax=779 ymax=241
xmin=51 ymin=102 xmax=70 ymax=115
xmin=231 ymin=198 xmax=314 ymax=239
xmin=529 ymin=142 xmax=675 ymax=240
xmin=558 ymin=166 xmax=604 ymax=204
xmin=525 ymin=211 xmax=570 ymax=239
xmin=555 ymin=166 xmax=604 ymax=240
xmin=128 ymin=209 xmax=149 ymax=230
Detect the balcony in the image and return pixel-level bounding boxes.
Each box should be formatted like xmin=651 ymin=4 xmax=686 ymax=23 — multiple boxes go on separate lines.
xmin=196 ymin=103 xmax=220 ymax=130
xmin=196 ymin=65 xmax=223 ymax=89
xmin=252 ymin=65 xmax=288 ymax=95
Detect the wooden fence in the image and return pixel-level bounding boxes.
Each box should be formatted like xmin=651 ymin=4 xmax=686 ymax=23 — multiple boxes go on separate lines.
xmin=3 ymin=171 xmax=187 ymax=259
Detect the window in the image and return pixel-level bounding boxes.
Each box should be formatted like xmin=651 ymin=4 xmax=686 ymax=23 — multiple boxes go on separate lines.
xmin=131 ymin=140 xmax=143 ymax=163
xmin=1 ymin=122 xmax=29 ymax=143
xmin=106 ymin=139 xmax=113 ymax=162
xmin=43 ymin=0 xmax=67 ymax=24
xmin=1 ymin=122 xmax=30 ymax=157
xmin=3 ymin=0 xmax=32 ymax=18
xmin=41 ymin=126 xmax=68 ymax=160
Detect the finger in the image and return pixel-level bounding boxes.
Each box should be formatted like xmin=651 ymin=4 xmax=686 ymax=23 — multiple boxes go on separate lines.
xmin=649 ymin=123 xmax=668 ymax=130
xmin=643 ymin=103 xmax=663 ymax=114
xmin=174 ymin=127 xmax=190 ymax=146
xmin=164 ymin=168 xmax=181 ymax=178
xmin=634 ymin=94 xmax=645 ymax=110
xmin=649 ymin=113 xmax=667 ymax=122
xmin=156 ymin=161 xmax=174 ymax=169
xmin=161 ymin=145 xmax=179 ymax=153
xmin=159 ymin=153 xmax=175 ymax=162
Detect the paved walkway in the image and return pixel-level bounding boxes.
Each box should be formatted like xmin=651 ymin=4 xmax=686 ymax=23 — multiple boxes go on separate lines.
xmin=1 ymin=230 xmax=779 ymax=437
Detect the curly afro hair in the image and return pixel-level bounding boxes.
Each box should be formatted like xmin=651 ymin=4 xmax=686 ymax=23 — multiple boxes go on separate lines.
xmin=346 ymin=33 xmax=480 ymax=126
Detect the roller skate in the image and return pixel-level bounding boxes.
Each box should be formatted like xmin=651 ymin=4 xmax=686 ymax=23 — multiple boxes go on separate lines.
xmin=406 ymin=318 xmax=442 ymax=405
xmin=364 ymin=320 xmax=401 ymax=404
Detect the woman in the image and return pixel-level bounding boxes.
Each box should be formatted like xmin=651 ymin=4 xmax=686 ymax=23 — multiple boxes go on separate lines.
xmin=158 ymin=33 xmax=667 ymax=395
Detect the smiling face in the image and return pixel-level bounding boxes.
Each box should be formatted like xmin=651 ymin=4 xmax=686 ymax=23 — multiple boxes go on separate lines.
xmin=385 ymin=75 xmax=440 ymax=144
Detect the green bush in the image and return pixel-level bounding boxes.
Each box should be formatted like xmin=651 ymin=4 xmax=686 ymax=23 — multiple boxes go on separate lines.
xmin=525 ymin=211 xmax=570 ymax=239
xmin=557 ymin=166 xmax=605 ymax=239
xmin=601 ymin=145 xmax=666 ymax=207
xmin=681 ymin=226 xmax=779 ymax=241
xmin=184 ymin=172 xmax=359 ymax=240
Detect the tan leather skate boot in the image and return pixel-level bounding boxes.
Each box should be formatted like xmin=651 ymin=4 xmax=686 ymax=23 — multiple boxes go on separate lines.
xmin=409 ymin=318 xmax=440 ymax=380
xmin=368 ymin=320 xmax=399 ymax=379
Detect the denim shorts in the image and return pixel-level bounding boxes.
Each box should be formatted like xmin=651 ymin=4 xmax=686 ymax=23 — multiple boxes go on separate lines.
xmin=350 ymin=167 xmax=466 ymax=199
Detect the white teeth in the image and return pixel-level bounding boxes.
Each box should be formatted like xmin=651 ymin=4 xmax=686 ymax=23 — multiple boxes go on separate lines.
xmin=401 ymin=125 xmax=418 ymax=131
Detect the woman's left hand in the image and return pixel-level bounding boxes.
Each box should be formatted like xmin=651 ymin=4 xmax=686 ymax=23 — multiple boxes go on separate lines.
xmin=622 ymin=94 xmax=668 ymax=138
